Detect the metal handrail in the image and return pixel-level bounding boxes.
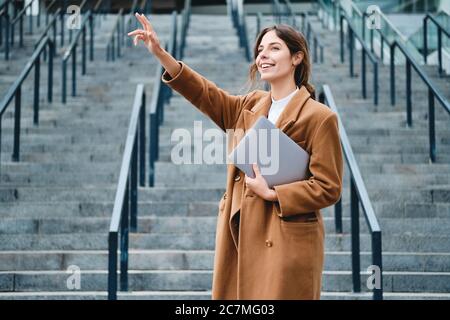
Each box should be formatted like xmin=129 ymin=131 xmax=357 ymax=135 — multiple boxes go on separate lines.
xmin=45 ymin=0 xmax=57 ymax=25
xmin=0 ymin=3 xmax=11 ymax=60
xmin=319 ymin=84 xmax=383 ymax=301
xmin=390 ymin=39 xmax=450 ymax=162
xmin=179 ymin=0 xmax=192 ymax=59
xmin=106 ymin=8 xmax=124 ymax=61
xmin=93 ymin=0 xmax=105 ymax=13
xmin=268 ymin=0 xmax=324 ymax=64
xmin=423 ymin=13 xmax=450 ymax=76
xmin=34 ymin=7 xmax=61 ymax=56
xmin=0 ymin=0 xmax=11 ymax=12
xmin=108 ymin=83 xmax=147 ymax=300
xmin=300 ymin=12 xmax=324 ymax=63
xmin=319 ymin=0 xmax=416 ymax=64
xmin=61 ymin=10 xmax=94 ymax=103
xmin=340 ymin=9 xmax=379 ymax=105
xmin=124 ymin=0 xmax=140 ymax=47
xmin=107 ymin=13 xmax=177 ymax=300
xmin=229 ymin=0 xmax=251 ymax=62
xmin=0 ymin=36 xmax=54 ymax=168
xmin=10 ymin=0 xmax=40 ymax=47
xmin=336 ymin=6 xmax=449 ymax=164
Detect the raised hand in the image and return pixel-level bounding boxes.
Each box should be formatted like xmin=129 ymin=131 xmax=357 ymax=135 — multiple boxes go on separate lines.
xmin=127 ymin=13 xmax=162 ymax=55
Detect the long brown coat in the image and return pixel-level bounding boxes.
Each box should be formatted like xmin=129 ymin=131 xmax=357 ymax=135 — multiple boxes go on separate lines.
xmin=162 ymin=62 xmax=343 ymax=300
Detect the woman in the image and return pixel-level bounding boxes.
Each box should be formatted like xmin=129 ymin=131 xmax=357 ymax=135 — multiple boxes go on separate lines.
xmin=128 ymin=13 xmax=343 ymax=300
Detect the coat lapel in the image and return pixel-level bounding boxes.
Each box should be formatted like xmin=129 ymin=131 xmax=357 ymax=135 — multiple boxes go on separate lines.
xmin=242 ymin=86 xmax=311 ymax=136
xmin=228 ymin=86 xmax=312 ymax=232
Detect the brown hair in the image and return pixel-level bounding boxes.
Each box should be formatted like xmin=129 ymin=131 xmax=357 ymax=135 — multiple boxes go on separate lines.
xmin=247 ymin=24 xmax=315 ymax=99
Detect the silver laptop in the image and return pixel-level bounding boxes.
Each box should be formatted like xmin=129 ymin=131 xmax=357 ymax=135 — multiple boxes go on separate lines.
xmin=227 ymin=116 xmax=310 ymax=188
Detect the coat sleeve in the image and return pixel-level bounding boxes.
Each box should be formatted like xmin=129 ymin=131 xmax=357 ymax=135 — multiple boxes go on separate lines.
xmin=272 ymin=113 xmax=343 ymax=217
xmin=161 ymin=61 xmax=256 ymax=131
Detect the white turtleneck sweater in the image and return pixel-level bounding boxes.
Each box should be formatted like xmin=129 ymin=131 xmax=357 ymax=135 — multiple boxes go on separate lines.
xmin=267 ymin=87 xmax=299 ymax=125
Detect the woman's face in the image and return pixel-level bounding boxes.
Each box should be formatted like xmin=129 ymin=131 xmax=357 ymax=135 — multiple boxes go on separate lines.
xmin=255 ymin=30 xmax=301 ymax=84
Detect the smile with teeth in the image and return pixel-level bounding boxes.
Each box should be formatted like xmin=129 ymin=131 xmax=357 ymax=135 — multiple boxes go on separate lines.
xmin=261 ymin=63 xmax=275 ymax=69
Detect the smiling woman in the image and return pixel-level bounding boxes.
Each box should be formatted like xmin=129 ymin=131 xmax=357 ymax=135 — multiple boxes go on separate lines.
xmin=250 ymin=24 xmax=315 ymax=100
xmin=128 ymin=13 xmax=343 ymax=300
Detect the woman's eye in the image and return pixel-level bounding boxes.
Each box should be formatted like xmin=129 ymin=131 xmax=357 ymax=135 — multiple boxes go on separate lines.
xmin=272 ymin=47 xmax=280 ymax=51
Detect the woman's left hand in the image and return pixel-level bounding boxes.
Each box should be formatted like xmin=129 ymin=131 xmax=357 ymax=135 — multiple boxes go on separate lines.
xmin=245 ymin=163 xmax=277 ymax=201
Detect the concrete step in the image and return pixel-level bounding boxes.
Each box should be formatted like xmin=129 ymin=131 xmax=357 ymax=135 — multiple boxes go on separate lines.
xmin=0 ymin=290 xmax=449 ymax=300
xmin=1 ymin=250 xmax=449 ymax=272
xmin=0 ymin=186 xmax=225 ymax=203
xmin=0 ymin=233 xmax=449 ymax=251
xmin=1 ymin=216 xmax=450 ymax=237
xmin=1 ymin=269 xmax=449 ymax=293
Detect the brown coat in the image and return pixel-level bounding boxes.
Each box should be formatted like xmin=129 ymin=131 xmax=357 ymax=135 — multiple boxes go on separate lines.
xmin=162 ymin=62 xmax=343 ymax=300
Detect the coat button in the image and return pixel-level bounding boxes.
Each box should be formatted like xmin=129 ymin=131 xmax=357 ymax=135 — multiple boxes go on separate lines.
xmin=234 ymin=174 xmax=241 ymax=182
xmin=265 ymin=240 xmax=273 ymax=247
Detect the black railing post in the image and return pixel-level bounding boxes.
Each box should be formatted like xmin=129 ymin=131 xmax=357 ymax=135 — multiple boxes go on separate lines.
xmin=428 ymin=88 xmax=436 ymax=163
xmin=120 ymin=180 xmax=129 ymax=292
xmin=390 ymin=44 xmax=395 ymax=106
xmin=37 ymin=0 xmax=40 ymax=27
xmin=28 ymin=1 xmax=32 ymax=34
xmin=372 ymin=231 xmax=383 ymax=300
xmin=1 ymin=11 xmax=3 ymax=46
xmin=12 ymin=86 xmax=21 ymax=162
xmin=62 ymin=59 xmax=67 ymax=103
xmin=349 ymin=26 xmax=354 ymax=77
xmin=89 ymin=13 xmax=94 ymax=61
xmin=351 ymin=178 xmax=361 ymax=293
xmin=362 ymin=51 xmax=366 ymax=99
xmin=437 ymin=29 xmax=442 ymax=76
xmin=406 ymin=60 xmax=412 ymax=127
xmin=423 ymin=17 xmax=427 ymax=64
xmin=130 ymin=134 xmax=138 ymax=232
xmin=82 ymin=27 xmax=86 ymax=75
xmin=4 ymin=13 xmax=9 ymax=60
xmin=52 ymin=17 xmax=57 ymax=53
xmin=148 ymin=112 xmax=156 ymax=187
xmin=374 ymin=61 xmax=378 ymax=106
xmin=335 ymin=197 xmax=343 ymax=233
xmin=362 ymin=13 xmax=366 ymax=43
xmin=60 ymin=9 xmax=64 ymax=46
xmin=108 ymin=232 xmax=118 ymax=300
xmin=33 ymin=53 xmax=40 ymax=125
xmin=19 ymin=14 xmax=23 ymax=47
xmin=72 ymin=46 xmax=77 ymax=97
xmin=370 ymin=28 xmax=374 ymax=53
xmin=313 ymin=37 xmax=318 ymax=63
xmin=139 ymin=95 xmax=146 ymax=187
xmin=117 ymin=18 xmax=121 ymax=58
xmin=48 ymin=40 xmax=53 ymax=103
xmin=320 ymin=45 xmax=324 ymax=63
xmin=111 ymin=36 xmax=115 ymax=61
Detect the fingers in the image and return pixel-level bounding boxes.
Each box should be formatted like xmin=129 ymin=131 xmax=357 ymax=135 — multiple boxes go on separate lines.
xmin=252 ymin=163 xmax=260 ymax=175
xmin=135 ymin=12 xmax=153 ymax=33
xmin=133 ymin=34 xmax=144 ymax=46
xmin=134 ymin=12 xmax=148 ymax=31
xmin=127 ymin=29 xmax=145 ymax=37
xmin=140 ymin=13 xmax=154 ymax=32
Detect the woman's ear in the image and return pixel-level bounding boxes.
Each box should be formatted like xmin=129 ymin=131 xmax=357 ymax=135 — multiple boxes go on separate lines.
xmin=292 ymin=51 xmax=304 ymax=67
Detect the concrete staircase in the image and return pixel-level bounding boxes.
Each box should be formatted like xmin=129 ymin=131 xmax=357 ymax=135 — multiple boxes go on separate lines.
xmin=0 ymin=13 xmax=172 ymax=299
xmin=307 ymin=14 xmax=450 ymax=299
xmin=0 ymin=10 xmax=449 ymax=300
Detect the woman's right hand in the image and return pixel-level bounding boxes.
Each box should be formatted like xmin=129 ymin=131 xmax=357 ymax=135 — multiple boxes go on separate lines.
xmin=127 ymin=13 xmax=163 ymax=56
